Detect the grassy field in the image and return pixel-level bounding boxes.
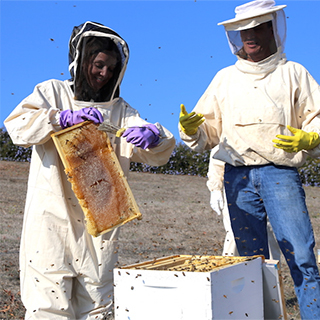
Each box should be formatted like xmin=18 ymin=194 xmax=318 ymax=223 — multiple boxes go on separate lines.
xmin=1 ymin=160 xmax=320 ymax=319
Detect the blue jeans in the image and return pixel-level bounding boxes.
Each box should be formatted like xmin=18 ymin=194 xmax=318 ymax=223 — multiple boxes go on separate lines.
xmin=224 ymin=164 xmax=320 ymax=319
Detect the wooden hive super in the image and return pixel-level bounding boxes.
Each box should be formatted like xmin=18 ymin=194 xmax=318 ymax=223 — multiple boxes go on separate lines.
xmin=51 ymin=121 xmax=141 ymax=237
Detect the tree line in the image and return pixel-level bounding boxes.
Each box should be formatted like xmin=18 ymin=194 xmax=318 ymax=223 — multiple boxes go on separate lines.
xmin=1 ymin=127 xmax=319 ymax=186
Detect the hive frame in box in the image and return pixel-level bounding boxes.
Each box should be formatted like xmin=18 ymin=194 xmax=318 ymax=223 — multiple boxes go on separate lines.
xmin=51 ymin=121 xmax=141 ymax=237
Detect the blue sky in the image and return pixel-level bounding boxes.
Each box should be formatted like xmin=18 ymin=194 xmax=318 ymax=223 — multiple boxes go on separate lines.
xmin=1 ymin=0 xmax=320 ymax=142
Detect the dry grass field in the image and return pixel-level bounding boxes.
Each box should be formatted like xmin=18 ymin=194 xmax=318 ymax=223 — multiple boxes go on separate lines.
xmin=1 ymin=160 xmax=320 ymax=319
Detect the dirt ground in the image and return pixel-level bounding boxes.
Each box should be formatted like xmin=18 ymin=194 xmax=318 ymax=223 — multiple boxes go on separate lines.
xmin=1 ymin=160 xmax=320 ymax=319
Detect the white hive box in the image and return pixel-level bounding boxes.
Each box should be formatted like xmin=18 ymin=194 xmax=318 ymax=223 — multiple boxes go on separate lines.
xmin=263 ymin=260 xmax=287 ymax=320
xmin=114 ymin=255 xmax=264 ymax=320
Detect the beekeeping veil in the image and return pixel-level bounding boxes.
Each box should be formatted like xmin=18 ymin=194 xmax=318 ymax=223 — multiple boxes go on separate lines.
xmin=218 ymin=0 xmax=287 ymax=57
xmin=68 ymin=21 xmax=129 ymax=102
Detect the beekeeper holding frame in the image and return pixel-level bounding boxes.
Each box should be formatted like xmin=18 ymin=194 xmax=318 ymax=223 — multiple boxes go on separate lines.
xmin=5 ymin=21 xmax=175 ymax=319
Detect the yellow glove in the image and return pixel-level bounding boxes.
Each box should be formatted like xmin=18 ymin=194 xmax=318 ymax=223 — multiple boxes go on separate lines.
xmin=272 ymin=125 xmax=320 ymax=153
xmin=179 ymin=104 xmax=205 ymax=135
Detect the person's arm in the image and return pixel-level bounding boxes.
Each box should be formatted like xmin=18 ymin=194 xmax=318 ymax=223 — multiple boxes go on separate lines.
xmin=119 ymin=104 xmax=176 ymax=167
xmin=272 ymin=64 xmax=320 ymax=157
xmin=4 ymin=80 xmax=68 ymax=147
xmin=207 ymin=151 xmax=225 ymax=215
xmin=207 ymin=155 xmax=225 ymax=192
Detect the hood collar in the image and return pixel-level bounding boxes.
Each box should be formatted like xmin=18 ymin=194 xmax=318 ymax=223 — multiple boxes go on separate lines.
xmin=235 ymin=50 xmax=287 ymax=78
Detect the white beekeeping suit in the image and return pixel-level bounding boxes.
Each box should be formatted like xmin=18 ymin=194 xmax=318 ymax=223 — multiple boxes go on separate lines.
xmin=5 ymin=21 xmax=175 ymax=320
xmin=207 ymin=149 xmax=280 ymax=260
xmin=179 ymin=1 xmax=320 ymax=318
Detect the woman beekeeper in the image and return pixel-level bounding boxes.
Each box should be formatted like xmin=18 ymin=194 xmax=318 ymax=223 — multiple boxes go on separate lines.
xmin=5 ymin=21 xmax=175 ymax=319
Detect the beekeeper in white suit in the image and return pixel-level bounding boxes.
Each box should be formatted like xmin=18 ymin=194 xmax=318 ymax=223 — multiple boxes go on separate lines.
xmin=5 ymin=21 xmax=175 ymax=319
xmin=207 ymin=150 xmax=280 ymax=260
xmin=179 ymin=1 xmax=320 ymax=318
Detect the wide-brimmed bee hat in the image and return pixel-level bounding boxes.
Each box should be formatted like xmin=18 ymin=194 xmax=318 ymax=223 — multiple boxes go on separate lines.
xmin=218 ymin=0 xmax=286 ymax=31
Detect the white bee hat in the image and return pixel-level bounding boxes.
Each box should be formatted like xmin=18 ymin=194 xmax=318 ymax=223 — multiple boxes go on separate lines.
xmin=218 ymin=0 xmax=286 ymax=31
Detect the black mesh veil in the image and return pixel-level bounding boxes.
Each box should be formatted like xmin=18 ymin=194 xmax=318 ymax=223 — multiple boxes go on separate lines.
xmin=68 ymin=21 xmax=129 ymax=102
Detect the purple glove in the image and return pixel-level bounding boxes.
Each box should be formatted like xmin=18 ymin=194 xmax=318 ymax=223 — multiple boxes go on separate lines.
xmin=60 ymin=107 xmax=104 ymax=129
xmin=122 ymin=124 xmax=160 ymax=149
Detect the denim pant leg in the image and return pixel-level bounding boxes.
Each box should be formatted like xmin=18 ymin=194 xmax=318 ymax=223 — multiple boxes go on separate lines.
xmin=224 ymin=164 xmax=320 ymax=320
xmin=224 ymin=165 xmax=269 ymax=258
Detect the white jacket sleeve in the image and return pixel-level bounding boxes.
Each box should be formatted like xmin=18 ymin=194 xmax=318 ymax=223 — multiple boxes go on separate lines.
xmin=206 ymin=152 xmax=225 ymax=192
xmin=207 ymin=152 xmax=226 ymax=215
xmin=4 ymin=80 xmax=72 ymax=147
xmin=297 ymin=66 xmax=320 ymax=158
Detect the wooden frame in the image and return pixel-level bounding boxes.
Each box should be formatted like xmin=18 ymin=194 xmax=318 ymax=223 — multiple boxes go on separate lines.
xmin=51 ymin=121 xmax=141 ymax=237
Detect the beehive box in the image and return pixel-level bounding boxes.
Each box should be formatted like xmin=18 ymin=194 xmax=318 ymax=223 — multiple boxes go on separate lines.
xmin=114 ymin=255 xmax=264 ymax=320
xmin=51 ymin=121 xmax=141 ymax=237
xmin=263 ymin=260 xmax=287 ymax=320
